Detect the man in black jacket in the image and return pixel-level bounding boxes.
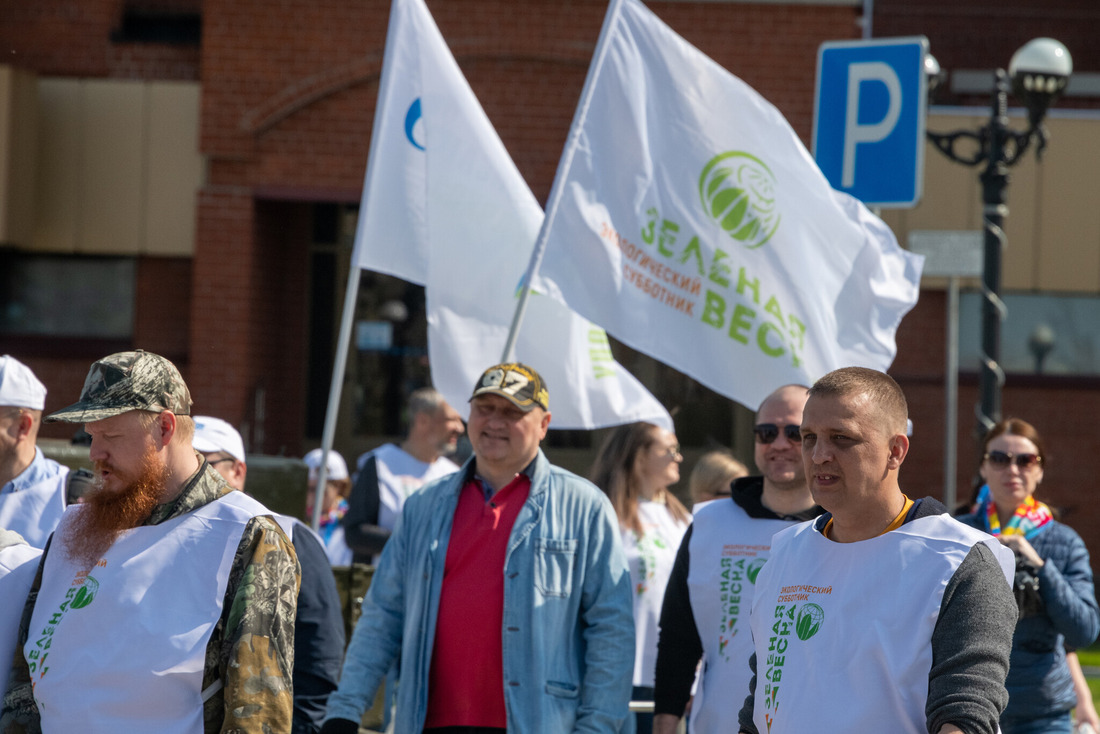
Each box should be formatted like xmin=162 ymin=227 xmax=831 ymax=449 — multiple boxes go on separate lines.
xmin=653 ymin=384 xmax=818 ymax=734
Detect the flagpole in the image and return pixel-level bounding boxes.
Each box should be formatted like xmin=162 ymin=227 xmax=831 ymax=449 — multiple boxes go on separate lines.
xmin=311 ymin=262 xmax=362 ymax=532
xmin=500 ymin=0 xmax=625 ymax=362
xmin=308 ymin=0 xmax=407 ymax=531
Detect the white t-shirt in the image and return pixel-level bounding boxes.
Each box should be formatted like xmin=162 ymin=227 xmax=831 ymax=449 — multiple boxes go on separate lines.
xmin=358 ymin=443 xmax=459 ymax=532
xmin=621 ymin=498 xmax=690 ymax=687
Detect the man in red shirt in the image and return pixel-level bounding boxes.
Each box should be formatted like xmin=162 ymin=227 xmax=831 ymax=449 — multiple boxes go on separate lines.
xmin=323 ymin=362 xmax=635 ymax=734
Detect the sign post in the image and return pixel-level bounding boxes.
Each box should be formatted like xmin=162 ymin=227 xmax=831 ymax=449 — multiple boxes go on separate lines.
xmin=909 ymin=231 xmax=983 ymax=512
xmin=814 ymin=37 xmax=929 ymax=208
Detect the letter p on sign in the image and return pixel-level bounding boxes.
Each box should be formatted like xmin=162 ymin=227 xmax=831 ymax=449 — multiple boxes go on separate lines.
xmin=843 ymin=62 xmax=901 ymax=188
xmin=813 ymin=37 xmax=928 ymax=209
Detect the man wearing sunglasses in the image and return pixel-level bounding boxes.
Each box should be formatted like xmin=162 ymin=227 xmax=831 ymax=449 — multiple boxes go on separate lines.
xmin=738 ymin=367 xmax=1019 ymax=734
xmin=653 ymin=384 xmax=822 ymax=734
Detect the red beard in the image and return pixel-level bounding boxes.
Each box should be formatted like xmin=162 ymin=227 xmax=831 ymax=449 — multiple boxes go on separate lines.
xmin=63 ymin=449 xmax=169 ymax=569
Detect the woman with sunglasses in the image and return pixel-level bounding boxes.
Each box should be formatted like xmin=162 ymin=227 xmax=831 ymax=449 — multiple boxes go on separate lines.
xmin=590 ymin=422 xmax=691 ymax=734
xmin=957 ymin=418 xmax=1100 ymax=734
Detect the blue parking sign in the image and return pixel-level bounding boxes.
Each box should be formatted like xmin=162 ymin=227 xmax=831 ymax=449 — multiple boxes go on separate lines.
xmin=813 ymin=37 xmax=928 ymax=208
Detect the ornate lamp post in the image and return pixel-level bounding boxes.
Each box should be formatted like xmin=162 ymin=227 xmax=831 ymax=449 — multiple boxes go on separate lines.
xmin=925 ymin=38 xmax=1073 ymax=437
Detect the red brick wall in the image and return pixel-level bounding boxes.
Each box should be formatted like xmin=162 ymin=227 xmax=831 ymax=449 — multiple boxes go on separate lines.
xmin=200 ymin=0 xmax=860 ymax=195
xmin=188 ymin=191 xmax=312 ymax=456
xmin=0 ymin=0 xmax=200 ymax=80
xmin=189 ymin=188 xmax=256 ymax=425
xmin=193 ymin=0 xmax=863 ymax=458
xmin=248 ymin=200 xmax=312 ymax=456
xmin=134 ymin=257 xmax=192 ymax=364
xmin=873 ymin=0 xmax=1100 ymax=109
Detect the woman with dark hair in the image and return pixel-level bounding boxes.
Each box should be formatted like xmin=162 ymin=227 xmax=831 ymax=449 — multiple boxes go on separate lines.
xmin=591 ymin=422 xmax=691 ymax=734
xmin=957 ymin=418 xmax=1100 ymax=734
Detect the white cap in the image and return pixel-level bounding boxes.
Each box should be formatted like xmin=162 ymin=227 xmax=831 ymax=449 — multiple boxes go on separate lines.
xmin=192 ymin=415 xmax=247 ymax=464
xmin=0 ymin=355 xmax=46 ymax=410
xmin=303 ymin=448 xmax=349 ymax=482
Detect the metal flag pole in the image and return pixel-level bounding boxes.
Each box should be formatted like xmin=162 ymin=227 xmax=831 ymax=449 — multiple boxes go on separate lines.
xmin=500 ymin=0 xmax=626 ymax=362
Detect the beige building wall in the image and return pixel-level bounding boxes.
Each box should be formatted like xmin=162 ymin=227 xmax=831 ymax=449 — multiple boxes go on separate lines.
xmin=0 ymin=66 xmax=38 ymax=246
xmin=881 ymin=111 xmax=1100 ymax=295
xmin=26 ymin=74 xmax=203 ymax=256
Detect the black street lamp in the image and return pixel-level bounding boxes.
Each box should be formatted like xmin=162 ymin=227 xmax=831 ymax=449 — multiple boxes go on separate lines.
xmin=925 ymin=38 xmax=1073 ymax=439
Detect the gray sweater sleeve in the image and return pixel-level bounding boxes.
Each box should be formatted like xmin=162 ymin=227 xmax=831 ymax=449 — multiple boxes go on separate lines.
xmin=926 ymin=542 xmax=1016 ymax=734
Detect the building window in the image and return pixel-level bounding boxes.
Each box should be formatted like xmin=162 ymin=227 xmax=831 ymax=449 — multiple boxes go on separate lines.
xmin=0 ymin=251 xmax=135 ymax=340
xmin=959 ymin=291 xmax=1100 ymax=375
xmin=111 ymin=5 xmax=202 ymax=45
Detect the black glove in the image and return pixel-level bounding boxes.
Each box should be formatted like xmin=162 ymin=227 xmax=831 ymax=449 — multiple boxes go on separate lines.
xmin=319 ymin=718 xmax=360 ymax=734
xmin=1014 ymin=555 xmax=1043 ymax=619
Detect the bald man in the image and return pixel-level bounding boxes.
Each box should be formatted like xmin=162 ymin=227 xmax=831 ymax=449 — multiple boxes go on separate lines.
xmin=654 ymin=385 xmax=822 ymax=734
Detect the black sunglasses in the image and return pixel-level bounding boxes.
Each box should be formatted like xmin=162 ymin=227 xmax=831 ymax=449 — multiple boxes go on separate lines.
xmin=984 ymin=450 xmax=1041 ymax=470
xmin=753 ymin=423 xmax=802 ymax=444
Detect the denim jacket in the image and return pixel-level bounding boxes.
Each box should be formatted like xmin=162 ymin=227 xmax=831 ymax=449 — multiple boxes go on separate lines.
xmin=324 ymin=449 xmax=635 ymax=733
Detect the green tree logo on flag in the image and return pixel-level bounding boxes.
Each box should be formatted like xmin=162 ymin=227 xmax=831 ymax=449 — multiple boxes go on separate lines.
xmin=699 ymin=152 xmax=781 ymax=249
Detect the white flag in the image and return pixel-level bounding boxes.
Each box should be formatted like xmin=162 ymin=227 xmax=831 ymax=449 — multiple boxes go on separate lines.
xmin=532 ymin=0 xmax=924 ymax=410
xmin=351 ymin=0 xmax=673 ymax=431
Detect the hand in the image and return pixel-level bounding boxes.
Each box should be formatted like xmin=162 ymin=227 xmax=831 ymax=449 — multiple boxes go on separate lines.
xmin=1080 ymin=704 xmax=1100 ymax=733
xmin=654 ymin=713 xmax=681 ymax=734
xmin=319 ymin=718 xmax=360 ymax=734
xmin=999 ymin=534 xmax=1044 ymax=568
xmin=1068 ymin=651 xmax=1100 ymax=731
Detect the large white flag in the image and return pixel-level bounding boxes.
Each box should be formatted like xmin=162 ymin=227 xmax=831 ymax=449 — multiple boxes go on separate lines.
xmin=351 ymin=0 xmax=672 ymax=431
xmin=532 ymin=0 xmax=924 ymax=410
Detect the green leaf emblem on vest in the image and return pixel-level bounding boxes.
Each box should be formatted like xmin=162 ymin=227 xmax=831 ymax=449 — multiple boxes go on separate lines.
xmin=746 ymin=558 xmax=767 ymax=584
xmin=795 ymin=602 xmax=824 ymax=641
xmin=71 ymin=575 xmax=99 ymax=609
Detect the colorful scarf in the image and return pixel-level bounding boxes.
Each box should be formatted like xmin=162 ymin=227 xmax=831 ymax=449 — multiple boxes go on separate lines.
xmin=307 ymin=497 xmax=348 ymax=547
xmin=973 ymin=484 xmax=1054 ymax=539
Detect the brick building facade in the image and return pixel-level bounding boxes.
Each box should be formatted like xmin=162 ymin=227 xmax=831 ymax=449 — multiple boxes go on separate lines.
xmin=4 ymin=0 xmax=1100 ymax=562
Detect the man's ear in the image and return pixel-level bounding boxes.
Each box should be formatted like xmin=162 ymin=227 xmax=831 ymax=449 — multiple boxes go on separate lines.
xmin=16 ymin=411 xmax=34 ymax=441
xmin=157 ymin=411 xmax=178 ymax=448
xmin=887 ymin=433 xmax=909 ymax=470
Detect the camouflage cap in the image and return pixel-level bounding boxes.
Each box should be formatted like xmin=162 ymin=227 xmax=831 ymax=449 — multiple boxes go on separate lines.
xmin=46 ymin=350 xmax=192 ymax=423
xmin=469 ymin=362 xmax=549 ymax=412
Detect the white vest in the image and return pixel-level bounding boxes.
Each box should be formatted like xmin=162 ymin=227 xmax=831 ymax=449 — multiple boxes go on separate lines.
xmin=686 ymin=500 xmax=797 ymax=734
xmin=622 ymin=500 xmax=688 ymax=687
xmin=0 ymin=469 xmax=68 ymax=549
xmin=26 ymin=491 xmax=271 ymax=734
xmin=749 ymin=514 xmax=1013 ymax=734
xmin=0 ymin=542 xmax=42 ymax=691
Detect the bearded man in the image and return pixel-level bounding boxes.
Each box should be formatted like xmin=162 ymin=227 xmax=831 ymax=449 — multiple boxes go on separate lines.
xmin=0 ymin=350 xmax=300 ymax=734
